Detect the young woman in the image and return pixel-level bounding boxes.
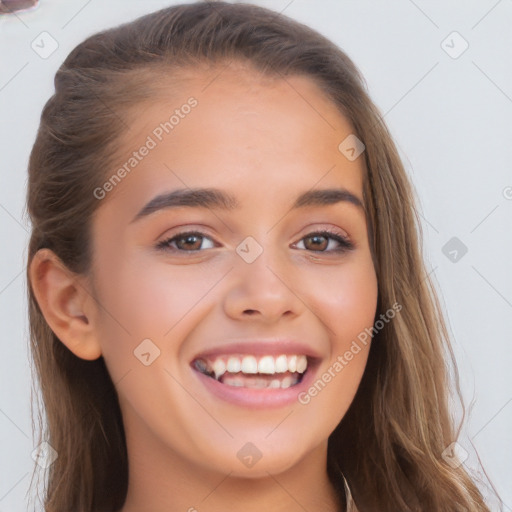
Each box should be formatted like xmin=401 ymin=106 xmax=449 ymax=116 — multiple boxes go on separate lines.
xmin=26 ymin=2 xmax=497 ymax=511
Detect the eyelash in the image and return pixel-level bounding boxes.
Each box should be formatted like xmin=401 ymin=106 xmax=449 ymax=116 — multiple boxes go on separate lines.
xmin=155 ymin=228 xmax=355 ymax=254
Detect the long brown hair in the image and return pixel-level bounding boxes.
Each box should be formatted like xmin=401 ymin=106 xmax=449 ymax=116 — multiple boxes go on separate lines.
xmin=26 ymin=2 xmax=498 ymax=510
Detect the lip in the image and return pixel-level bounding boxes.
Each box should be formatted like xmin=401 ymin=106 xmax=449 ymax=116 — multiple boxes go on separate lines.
xmin=190 ymin=339 xmax=322 ymax=409
xmin=192 ymin=361 xmax=320 ymax=409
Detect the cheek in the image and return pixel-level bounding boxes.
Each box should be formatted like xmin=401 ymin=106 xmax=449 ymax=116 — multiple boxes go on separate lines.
xmin=308 ymin=255 xmax=378 ymax=346
xmin=295 ymin=255 xmax=378 ymax=415
xmin=91 ymin=250 xmax=227 ymax=381
xmin=94 ymin=253 xmax=213 ymax=337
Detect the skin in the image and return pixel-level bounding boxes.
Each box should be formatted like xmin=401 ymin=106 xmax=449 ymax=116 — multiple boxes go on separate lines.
xmin=30 ymin=63 xmax=378 ymax=512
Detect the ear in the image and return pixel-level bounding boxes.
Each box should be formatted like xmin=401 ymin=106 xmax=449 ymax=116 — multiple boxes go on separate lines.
xmin=29 ymin=248 xmax=102 ymax=361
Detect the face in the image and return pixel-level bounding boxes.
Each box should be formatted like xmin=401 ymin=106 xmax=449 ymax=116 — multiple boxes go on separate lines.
xmin=88 ymin=64 xmax=378 ymax=478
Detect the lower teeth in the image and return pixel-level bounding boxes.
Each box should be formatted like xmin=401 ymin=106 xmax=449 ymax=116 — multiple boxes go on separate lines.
xmin=221 ymin=373 xmax=300 ymax=389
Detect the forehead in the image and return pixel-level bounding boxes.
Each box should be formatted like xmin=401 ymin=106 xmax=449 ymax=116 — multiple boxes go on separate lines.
xmin=98 ymin=63 xmax=366 ymax=219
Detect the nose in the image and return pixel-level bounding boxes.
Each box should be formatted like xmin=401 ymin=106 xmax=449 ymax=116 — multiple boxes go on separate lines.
xmin=222 ymin=244 xmax=304 ymax=324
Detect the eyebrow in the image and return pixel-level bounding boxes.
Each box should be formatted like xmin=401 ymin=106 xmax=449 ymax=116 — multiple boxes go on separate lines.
xmin=131 ymin=187 xmax=365 ymax=223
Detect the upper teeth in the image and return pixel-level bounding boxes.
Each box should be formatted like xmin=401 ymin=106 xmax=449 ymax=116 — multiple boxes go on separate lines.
xmin=204 ymin=354 xmax=308 ymax=379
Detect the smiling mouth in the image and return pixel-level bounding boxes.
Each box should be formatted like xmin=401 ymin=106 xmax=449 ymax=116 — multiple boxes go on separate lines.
xmin=193 ymin=354 xmax=308 ymax=389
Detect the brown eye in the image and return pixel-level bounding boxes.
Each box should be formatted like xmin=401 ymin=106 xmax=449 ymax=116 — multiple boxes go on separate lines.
xmin=156 ymin=231 xmax=216 ymax=252
xmin=295 ymin=231 xmax=354 ymax=253
xmin=175 ymin=234 xmax=204 ymax=250
xmin=303 ymin=234 xmax=329 ymax=251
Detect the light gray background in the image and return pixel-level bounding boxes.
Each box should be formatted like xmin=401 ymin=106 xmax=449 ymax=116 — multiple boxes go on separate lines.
xmin=0 ymin=1 xmax=511 ymax=510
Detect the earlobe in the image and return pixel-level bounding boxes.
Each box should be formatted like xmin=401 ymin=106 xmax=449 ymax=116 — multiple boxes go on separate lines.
xmin=29 ymin=248 xmax=102 ymax=361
